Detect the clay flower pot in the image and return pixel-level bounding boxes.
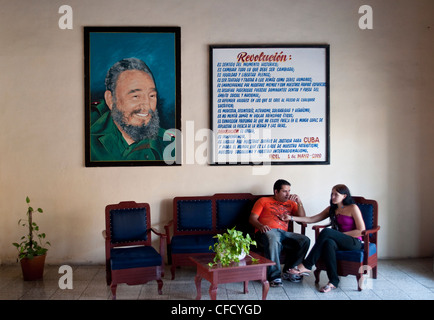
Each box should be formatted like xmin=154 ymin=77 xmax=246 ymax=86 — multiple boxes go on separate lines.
xmin=20 ymin=254 xmax=46 ymax=281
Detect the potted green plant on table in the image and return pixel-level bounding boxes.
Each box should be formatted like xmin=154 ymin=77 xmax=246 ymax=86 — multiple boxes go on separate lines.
xmin=12 ymin=196 xmax=50 ymax=280
xmin=208 ymin=227 xmax=258 ymax=267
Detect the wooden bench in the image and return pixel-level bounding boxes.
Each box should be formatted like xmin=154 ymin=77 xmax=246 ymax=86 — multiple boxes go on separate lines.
xmin=164 ymin=193 xmax=305 ymax=279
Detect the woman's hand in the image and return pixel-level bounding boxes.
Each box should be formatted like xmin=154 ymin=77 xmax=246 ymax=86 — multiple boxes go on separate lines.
xmin=278 ymin=213 xmax=291 ymax=222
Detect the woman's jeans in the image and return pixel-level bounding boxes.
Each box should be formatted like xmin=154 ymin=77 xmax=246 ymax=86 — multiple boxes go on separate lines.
xmin=256 ymin=228 xmax=310 ymax=281
xmin=303 ymin=228 xmax=363 ymax=287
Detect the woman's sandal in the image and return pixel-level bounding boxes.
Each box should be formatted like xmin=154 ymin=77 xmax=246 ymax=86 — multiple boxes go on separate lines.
xmin=320 ymin=283 xmax=336 ymax=293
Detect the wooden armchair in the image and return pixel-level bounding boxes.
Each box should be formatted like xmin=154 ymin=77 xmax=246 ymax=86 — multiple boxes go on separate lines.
xmin=103 ymin=201 xmax=166 ymax=299
xmin=313 ymin=196 xmax=380 ymax=291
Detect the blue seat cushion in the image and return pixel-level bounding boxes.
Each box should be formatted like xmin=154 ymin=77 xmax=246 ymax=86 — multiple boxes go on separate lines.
xmin=336 ymin=243 xmax=377 ymax=263
xmin=110 ymin=246 xmax=161 ymax=270
xmin=171 ymin=234 xmax=217 ymax=254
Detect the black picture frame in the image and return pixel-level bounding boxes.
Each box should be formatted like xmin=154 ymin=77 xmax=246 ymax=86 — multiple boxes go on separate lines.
xmin=210 ymin=44 xmax=330 ymax=165
xmin=84 ymin=26 xmax=181 ymax=167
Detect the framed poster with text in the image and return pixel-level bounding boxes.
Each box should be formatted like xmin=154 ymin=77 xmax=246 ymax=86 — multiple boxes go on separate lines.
xmin=210 ymin=45 xmax=330 ymax=165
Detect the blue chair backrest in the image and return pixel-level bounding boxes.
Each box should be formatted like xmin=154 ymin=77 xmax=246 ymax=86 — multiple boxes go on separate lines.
xmin=176 ymin=200 xmax=213 ymax=231
xmin=356 ymin=203 xmax=374 ymax=230
xmin=216 ymin=199 xmax=252 ymax=230
xmin=110 ymin=207 xmax=148 ymax=243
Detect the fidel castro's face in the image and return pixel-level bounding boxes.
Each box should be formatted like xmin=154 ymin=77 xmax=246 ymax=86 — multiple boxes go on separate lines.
xmin=106 ymin=69 xmax=157 ymax=128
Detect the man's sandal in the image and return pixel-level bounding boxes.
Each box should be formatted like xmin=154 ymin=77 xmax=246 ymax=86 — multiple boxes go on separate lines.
xmin=320 ymin=283 xmax=336 ymax=293
xmin=288 ymin=268 xmax=311 ymax=277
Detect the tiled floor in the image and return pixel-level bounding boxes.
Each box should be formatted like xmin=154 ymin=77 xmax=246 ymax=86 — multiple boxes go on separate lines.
xmin=0 ymin=258 xmax=433 ymax=300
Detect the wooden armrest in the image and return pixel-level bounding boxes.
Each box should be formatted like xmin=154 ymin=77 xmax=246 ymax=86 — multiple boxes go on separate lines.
xmin=296 ymin=222 xmax=307 ymax=235
xmin=150 ymin=227 xmax=167 ymax=238
xmin=150 ymin=228 xmax=167 ymax=264
xmin=163 ymin=220 xmax=173 ymax=244
xmin=163 ymin=219 xmax=174 ymax=229
xmin=312 ymin=224 xmax=330 ymax=238
xmin=362 ymin=226 xmax=380 ymax=235
xmin=312 ymin=224 xmax=330 ymax=230
xmin=361 ymin=226 xmax=381 ymax=260
xmin=360 ymin=226 xmax=380 ymax=264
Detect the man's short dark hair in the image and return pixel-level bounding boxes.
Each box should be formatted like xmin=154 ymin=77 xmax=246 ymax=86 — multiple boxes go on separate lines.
xmin=273 ymin=179 xmax=291 ymax=193
xmin=105 ymin=57 xmax=155 ymax=95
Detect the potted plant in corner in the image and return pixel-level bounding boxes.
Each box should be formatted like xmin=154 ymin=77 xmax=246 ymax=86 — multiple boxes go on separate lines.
xmin=12 ymin=196 xmax=50 ymax=281
xmin=208 ymin=227 xmax=258 ymax=267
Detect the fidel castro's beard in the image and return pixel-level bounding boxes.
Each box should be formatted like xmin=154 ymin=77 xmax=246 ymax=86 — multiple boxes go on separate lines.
xmin=111 ymin=103 xmax=160 ymax=142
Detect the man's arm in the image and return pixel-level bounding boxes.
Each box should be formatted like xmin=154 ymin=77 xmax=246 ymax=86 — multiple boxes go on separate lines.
xmin=249 ymin=213 xmax=271 ymax=233
xmin=296 ymin=200 xmax=306 ymax=217
xmin=289 ymin=194 xmax=306 ymax=217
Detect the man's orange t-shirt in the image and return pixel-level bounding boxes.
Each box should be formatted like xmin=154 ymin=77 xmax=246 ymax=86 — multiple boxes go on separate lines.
xmin=251 ymin=196 xmax=298 ymax=231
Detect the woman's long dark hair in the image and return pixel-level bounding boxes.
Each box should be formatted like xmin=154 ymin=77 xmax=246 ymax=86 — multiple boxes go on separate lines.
xmin=329 ymin=184 xmax=355 ymax=230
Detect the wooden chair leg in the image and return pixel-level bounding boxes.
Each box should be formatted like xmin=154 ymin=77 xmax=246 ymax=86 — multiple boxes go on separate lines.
xmin=372 ymin=266 xmax=377 ymax=279
xmin=157 ymin=279 xmax=163 ymax=295
xmin=356 ymin=273 xmax=363 ymax=291
xmin=106 ymin=265 xmax=112 ymax=285
xmin=314 ymin=269 xmax=321 ymax=284
xmin=171 ymin=264 xmax=176 ymax=280
xmin=110 ymin=283 xmax=117 ymax=300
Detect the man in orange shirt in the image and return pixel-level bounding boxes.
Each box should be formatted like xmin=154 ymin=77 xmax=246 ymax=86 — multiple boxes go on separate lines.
xmin=249 ymin=179 xmax=310 ymax=286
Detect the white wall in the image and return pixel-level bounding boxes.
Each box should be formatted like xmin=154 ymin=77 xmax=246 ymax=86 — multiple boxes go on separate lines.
xmin=1 ymin=0 xmax=433 ymax=264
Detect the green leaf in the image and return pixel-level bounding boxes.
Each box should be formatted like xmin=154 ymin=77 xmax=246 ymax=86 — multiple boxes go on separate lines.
xmin=13 ymin=196 xmax=49 ymax=259
xmin=209 ymin=227 xmax=256 ymax=267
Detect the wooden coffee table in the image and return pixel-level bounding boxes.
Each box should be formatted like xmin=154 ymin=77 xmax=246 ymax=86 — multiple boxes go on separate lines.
xmin=189 ymin=252 xmax=275 ymax=300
